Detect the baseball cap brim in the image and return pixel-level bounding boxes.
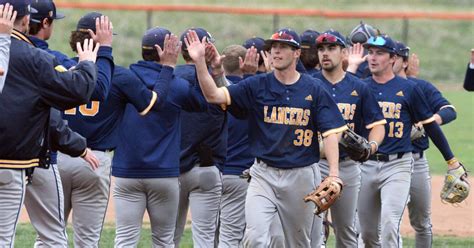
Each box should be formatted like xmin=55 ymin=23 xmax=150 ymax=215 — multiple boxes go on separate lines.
xmin=264 ymin=39 xmax=300 ymax=50
xmin=55 ymin=12 xmax=65 ymax=20
xmin=362 ymin=43 xmax=394 ymax=53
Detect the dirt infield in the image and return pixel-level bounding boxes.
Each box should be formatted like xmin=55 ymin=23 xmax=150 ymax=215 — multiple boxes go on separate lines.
xmin=19 ymin=175 xmax=473 ymax=237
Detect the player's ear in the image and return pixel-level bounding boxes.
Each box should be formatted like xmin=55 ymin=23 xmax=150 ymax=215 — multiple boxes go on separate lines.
xmin=294 ymin=48 xmax=301 ymax=58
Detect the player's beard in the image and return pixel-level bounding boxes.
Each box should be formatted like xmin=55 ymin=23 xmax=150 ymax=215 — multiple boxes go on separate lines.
xmin=321 ymin=59 xmax=338 ymax=72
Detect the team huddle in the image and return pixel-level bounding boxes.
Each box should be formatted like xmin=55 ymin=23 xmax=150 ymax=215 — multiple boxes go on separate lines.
xmin=0 ymin=0 xmax=470 ymax=248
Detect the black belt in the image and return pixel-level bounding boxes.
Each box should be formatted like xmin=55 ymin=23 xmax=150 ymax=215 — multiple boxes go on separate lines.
xmin=368 ymin=152 xmax=406 ymax=162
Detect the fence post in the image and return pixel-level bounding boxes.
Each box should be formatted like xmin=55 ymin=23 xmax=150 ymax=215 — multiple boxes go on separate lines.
xmin=402 ymin=18 xmax=409 ymax=44
xmin=147 ymin=10 xmax=153 ymax=30
xmin=273 ymin=14 xmax=280 ymax=31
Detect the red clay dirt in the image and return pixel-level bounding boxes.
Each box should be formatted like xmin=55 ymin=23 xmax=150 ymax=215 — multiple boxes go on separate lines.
xmin=19 ymin=175 xmax=473 ymax=237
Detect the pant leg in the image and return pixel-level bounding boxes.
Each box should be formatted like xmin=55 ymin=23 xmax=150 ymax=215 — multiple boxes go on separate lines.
xmin=319 ymin=159 xmax=361 ymax=248
xmin=188 ymin=166 xmax=222 ymax=248
xmin=58 ymin=151 xmax=112 ymax=248
xmin=276 ymin=163 xmax=321 ymax=248
xmin=218 ymin=175 xmax=248 ymax=248
xmin=358 ymin=160 xmax=382 ymax=248
xmin=146 ymin=177 xmax=180 ymax=248
xmin=113 ymin=178 xmax=147 ymax=248
xmin=174 ymin=168 xmax=193 ymax=247
xmin=0 ymin=169 xmax=25 ymax=248
xmin=379 ymin=154 xmax=413 ymax=248
xmin=243 ymin=163 xmax=279 ymax=248
xmin=407 ymin=155 xmax=432 ymax=248
xmin=24 ymin=164 xmax=68 ymax=248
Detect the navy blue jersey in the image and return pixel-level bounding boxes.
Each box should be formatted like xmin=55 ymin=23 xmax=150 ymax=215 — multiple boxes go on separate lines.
xmin=224 ymin=75 xmax=254 ymax=175
xmin=224 ymin=72 xmax=347 ymax=168
xmin=63 ymin=65 xmax=167 ymax=150
xmin=305 ymin=67 xmax=320 ymax=78
xmin=175 ymin=64 xmax=228 ymax=173
xmin=408 ymin=77 xmax=452 ymax=153
xmin=364 ymin=76 xmax=435 ymax=154
xmin=29 ymin=36 xmax=77 ymax=69
xmin=112 ymin=61 xmax=207 ymax=178
xmin=313 ymin=72 xmax=386 ymax=156
xmin=355 ymin=60 xmax=371 ymax=79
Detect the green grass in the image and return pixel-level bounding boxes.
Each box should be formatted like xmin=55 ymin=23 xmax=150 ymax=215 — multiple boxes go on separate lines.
xmin=44 ymin=1 xmax=473 ymax=84
xmin=14 ymin=223 xmax=474 ymax=247
xmin=425 ymin=91 xmax=474 ymax=175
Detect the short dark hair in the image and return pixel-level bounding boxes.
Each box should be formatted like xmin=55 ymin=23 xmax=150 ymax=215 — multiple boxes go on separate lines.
xmin=181 ymin=48 xmax=192 ymax=62
xmin=142 ymin=47 xmax=160 ymax=62
xmin=69 ymin=31 xmax=93 ymax=53
xmin=28 ymin=18 xmax=52 ymax=36
xmin=300 ymin=47 xmax=319 ymax=69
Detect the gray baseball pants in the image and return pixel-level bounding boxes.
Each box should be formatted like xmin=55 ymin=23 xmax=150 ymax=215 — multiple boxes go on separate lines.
xmin=174 ymin=166 xmax=223 ymax=248
xmin=358 ymin=153 xmax=413 ymax=248
xmin=0 ymin=169 xmax=25 ymax=247
xmin=113 ymin=177 xmax=180 ymax=247
xmin=243 ymin=161 xmax=322 ymax=248
xmin=217 ymin=175 xmax=248 ymax=248
xmin=407 ymin=153 xmax=432 ymax=248
xmin=318 ymin=158 xmax=361 ymax=248
xmin=58 ymin=150 xmax=112 ymax=248
xmin=24 ymin=164 xmax=68 ymax=248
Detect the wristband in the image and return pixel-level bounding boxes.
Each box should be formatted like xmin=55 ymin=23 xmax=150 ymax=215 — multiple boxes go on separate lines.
xmin=447 ymin=157 xmax=458 ymax=166
xmin=368 ymin=141 xmax=378 ymax=153
xmin=80 ymin=149 xmax=88 ymax=158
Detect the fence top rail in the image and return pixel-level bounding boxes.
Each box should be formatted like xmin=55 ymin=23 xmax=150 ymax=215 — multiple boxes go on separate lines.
xmin=56 ymin=3 xmax=474 ymax=21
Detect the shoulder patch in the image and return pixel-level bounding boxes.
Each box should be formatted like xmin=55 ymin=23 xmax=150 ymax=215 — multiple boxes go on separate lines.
xmin=396 ymin=91 xmax=404 ymax=97
xmin=54 ymin=65 xmax=67 ymax=72
xmin=351 ymin=90 xmax=358 ymax=96
xmin=305 ymin=95 xmax=313 ymax=101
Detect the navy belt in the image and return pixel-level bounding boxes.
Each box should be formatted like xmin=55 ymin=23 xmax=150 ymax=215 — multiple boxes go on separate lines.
xmin=368 ymin=152 xmax=406 ymax=162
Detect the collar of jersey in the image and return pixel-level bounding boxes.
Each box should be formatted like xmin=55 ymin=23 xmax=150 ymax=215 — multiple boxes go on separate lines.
xmin=12 ymin=29 xmax=35 ymax=47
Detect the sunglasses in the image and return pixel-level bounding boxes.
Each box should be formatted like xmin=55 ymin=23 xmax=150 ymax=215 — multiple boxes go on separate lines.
xmin=316 ymin=33 xmax=345 ymax=46
xmin=366 ymin=36 xmax=387 ymax=46
xmin=271 ymin=32 xmax=297 ymax=43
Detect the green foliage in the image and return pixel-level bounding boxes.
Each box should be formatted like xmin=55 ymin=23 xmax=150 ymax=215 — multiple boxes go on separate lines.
xmin=48 ymin=1 xmax=473 ymax=83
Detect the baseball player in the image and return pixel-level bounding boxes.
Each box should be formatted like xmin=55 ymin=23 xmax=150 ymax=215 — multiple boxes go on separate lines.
xmin=184 ymin=28 xmax=348 ymax=247
xmin=300 ymin=29 xmax=320 ymax=76
xmin=0 ymin=3 xmax=13 ymax=93
xmin=392 ymin=41 xmax=457 ymax=248
xmin=0 ymin=0 xmax=99 ymax=245
xmin=57 ymin=12 xmax=115 ymax=247
xmin=346 ymin=21 xmax=377 ymax=79
xmin=242 ymin=36 xmax=267 ymax=74
xmin=112 ymin=26 xmax=205 ymax=247
xmin=312 ymin=29 xmax=386 ymax=248
xmin=216 ymin=44 xmax=253 ymax=248
xmin=463 ymin=49 xmax=474 ymax=91
xmin=356 ymin=35 xmax=464 ymax=247
xmin=174 ymin=27 xmax=226 ymax=248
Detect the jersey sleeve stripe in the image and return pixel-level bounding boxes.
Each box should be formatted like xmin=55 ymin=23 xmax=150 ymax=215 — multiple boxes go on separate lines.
xmin=440 ymin=105 xmax=456 ymax=111
xmin=365 ymin=119 xmax=387 ymax=129
xmin=139 ymin=91 xmax=157 ymax=116
xmin=0 ymin=158 xmax=40 ymax=169
xmin=54 ymin=65 xmax=67 ymax=72
xmin=221 ymin=87 xmax=231 ymax=106
xmin=419 ymin=116 xmax=436 ymax=125
xmin=321 ymin=125 xmax=348 ymax=138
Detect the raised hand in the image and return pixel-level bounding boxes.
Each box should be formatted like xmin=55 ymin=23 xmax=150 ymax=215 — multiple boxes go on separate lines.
xmin=155 ymin=33 xmax=180 ymax=68
xmin=81 ymin=148 xmax=99 ymax=170
xmin=239 ymin=46 xmax=259 ymax=75
xmin=88 ymin=15 xmax=113 ymax=47
xmin=205 ymin=42 xmax=225 ymax=73
xmin=184 ymin=30 xmax=206 ymax=63
xmin=406 ymin=53 xmax=420 ymax=78
xmin=77 ymin=38 xmax=100 ymax=63
xmin=260 ymin=50 xmax=273 ymax=72
xmin=346 ymin=43 xmax=367 ymax=73
xmin=0 ymin=3 xmax=17 ymax=35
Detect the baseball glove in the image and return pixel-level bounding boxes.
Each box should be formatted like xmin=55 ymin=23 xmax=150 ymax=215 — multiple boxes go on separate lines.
xmin=339 ymin=128 xmax=371 ymax=162
xmin=304 ymin=176 xmax=344 ymax=215
xmin=441 ymin=164 xmax=470 ymax=204
xmin=410 ymin=125 xmax=425 ymax=141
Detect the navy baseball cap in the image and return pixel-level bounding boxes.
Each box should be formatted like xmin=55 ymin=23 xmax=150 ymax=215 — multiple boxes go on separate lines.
xmin=316 ymin=29 xmax=347 ymax=48
xmin=243 ymin=37 xmax=265 ymax=52
xmin=30 ymin=0 xmax=64 ymax=23
xmin=394 ymin=41 xmax=410 ymax=58
xmin=180 ymin=27 xmax=214 ymax=50
xmin=265 ymin=28 xmax=301 ymax=49
xmin=363 ymin=35 xmax=396 ymax=54
xmin=142 ymin=27 xmax=171 ymax=51
xmin=300 ymin=29 xmax=320 ymax=49
xmin=0 ymin=0 xmax=37 ymax=17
